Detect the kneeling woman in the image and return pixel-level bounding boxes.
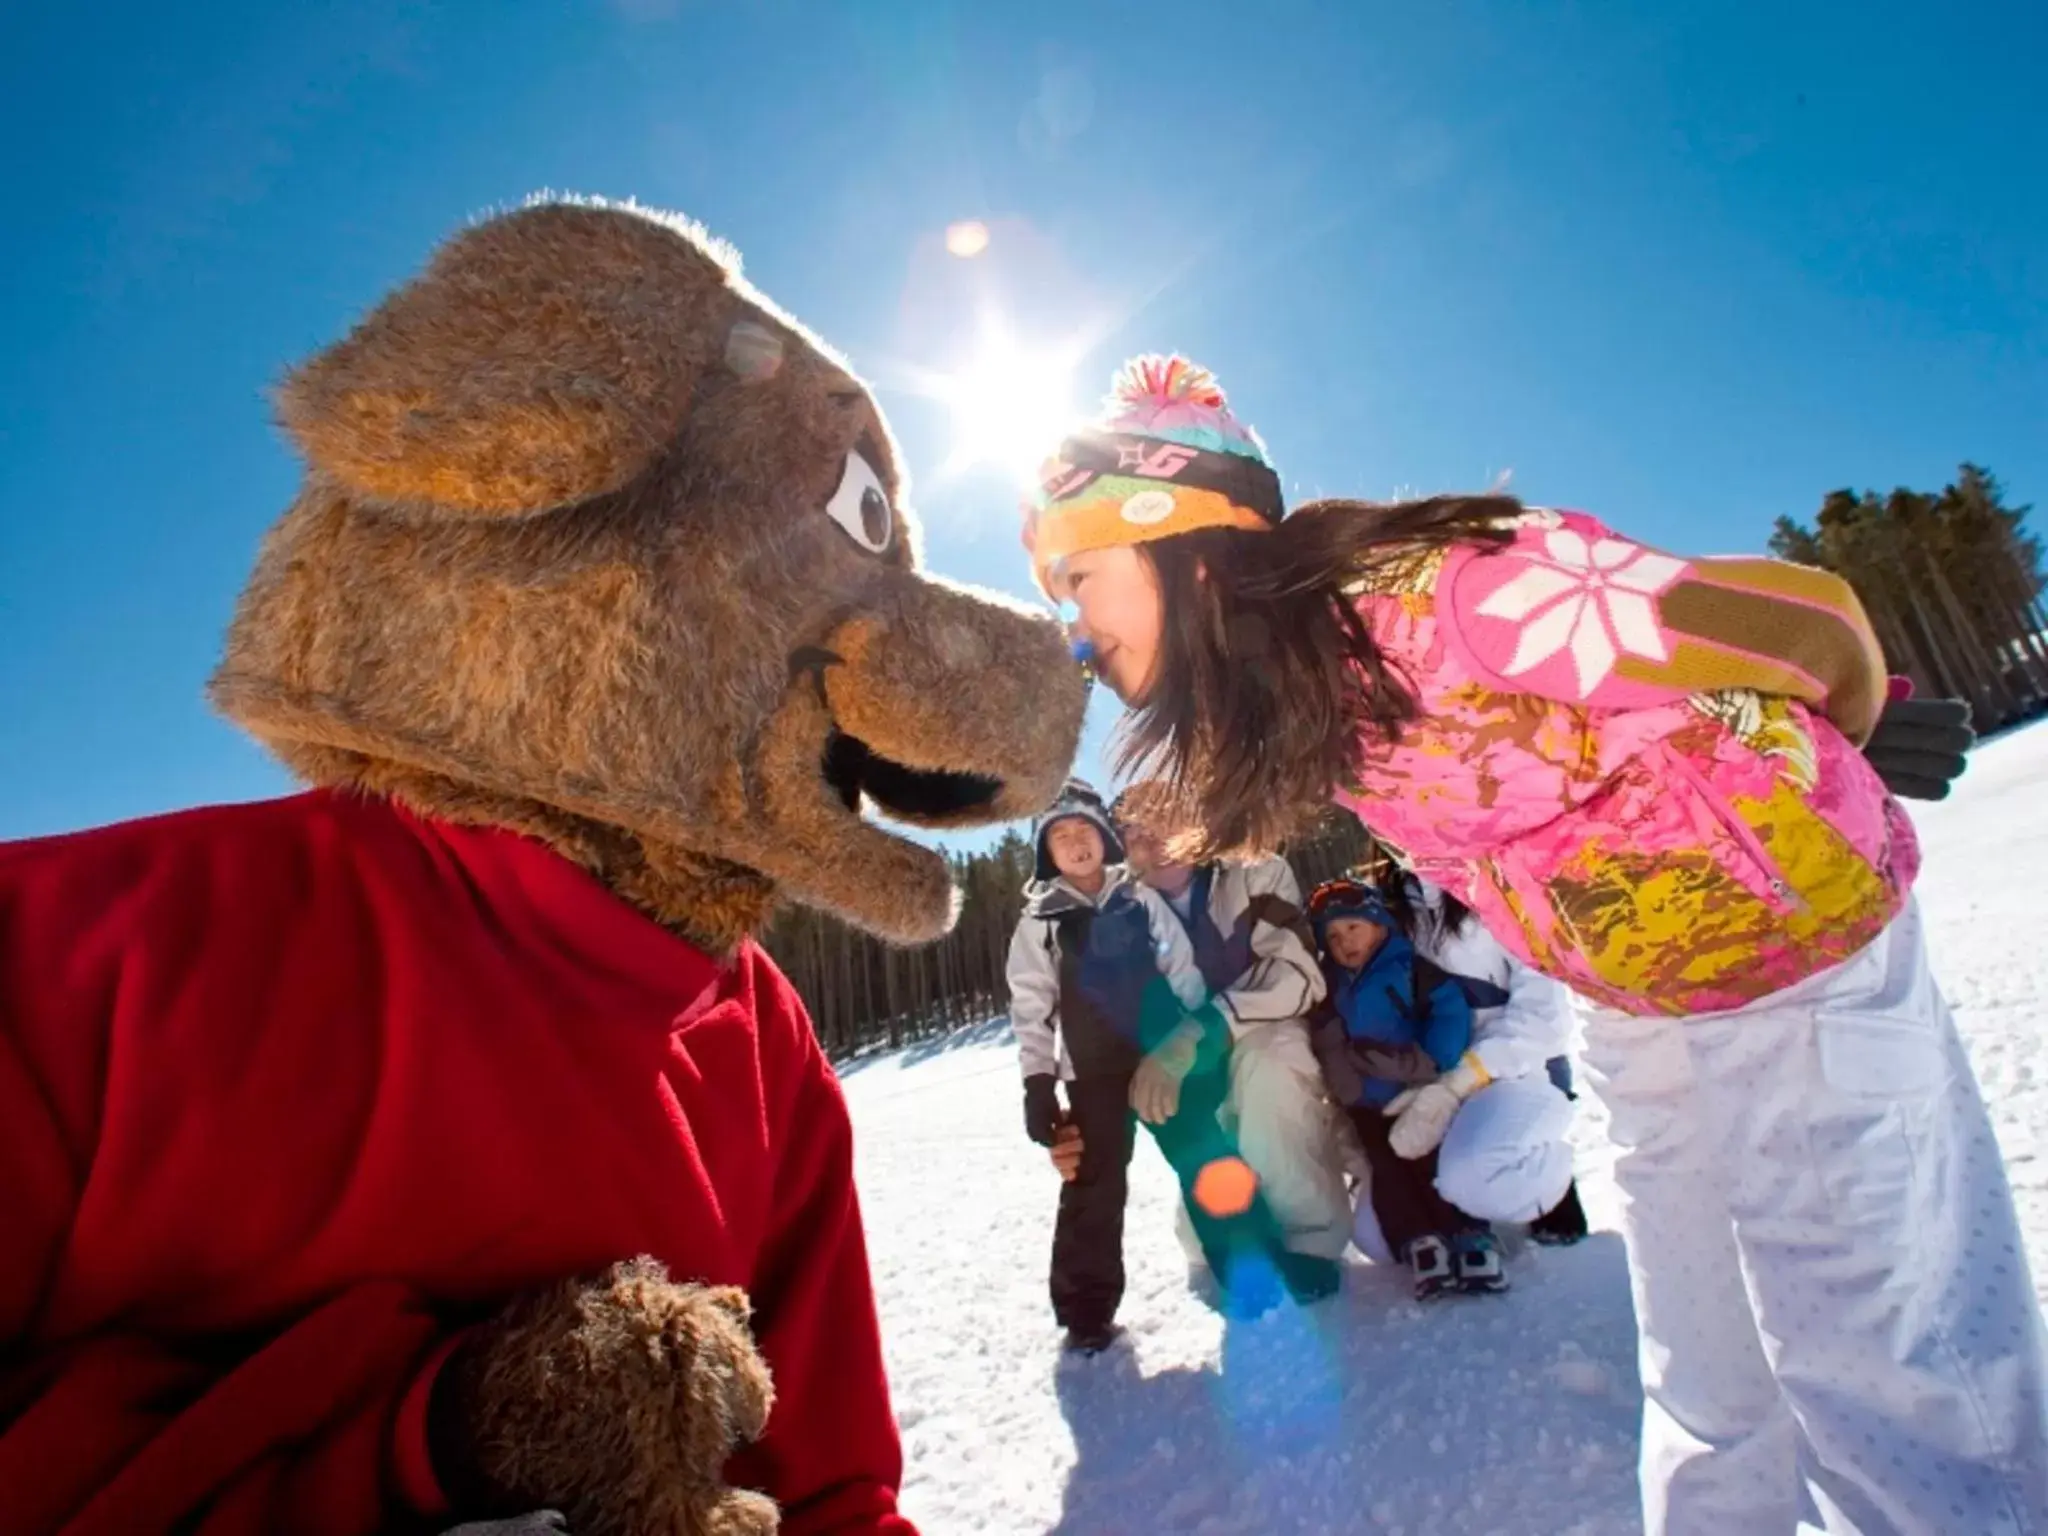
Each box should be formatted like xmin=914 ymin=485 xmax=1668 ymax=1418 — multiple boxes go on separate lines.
xmin=1306 ymin=879 xmax=1505 ymax=1300
xmin=1388 ymin=873 xmax=1590 ymax=1248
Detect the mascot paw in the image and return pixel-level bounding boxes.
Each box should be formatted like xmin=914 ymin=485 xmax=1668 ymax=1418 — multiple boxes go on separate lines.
xmin=440 ymin=1515 xmax=570 ymax=1536
xmin=431 ymin=1257 xmax=778 ymax=1536
xmin=704 ymin=1488 xmax=780 ymax=1536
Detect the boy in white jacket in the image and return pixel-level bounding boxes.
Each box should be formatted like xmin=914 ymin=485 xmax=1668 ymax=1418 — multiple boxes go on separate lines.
xmin=1108 ymin=782 xmax=1354 ymax=1300
xmin=1007 ymin=781 xmax=1288 ymax=1350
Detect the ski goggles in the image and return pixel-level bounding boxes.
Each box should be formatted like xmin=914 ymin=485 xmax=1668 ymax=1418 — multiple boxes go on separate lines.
xmin=1305 ymin=877 xmax=1394 ymax=934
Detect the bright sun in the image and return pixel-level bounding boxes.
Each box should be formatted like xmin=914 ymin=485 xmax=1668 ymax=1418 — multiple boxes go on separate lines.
xmin=936 ymin=325 xmax=1079 ymax=483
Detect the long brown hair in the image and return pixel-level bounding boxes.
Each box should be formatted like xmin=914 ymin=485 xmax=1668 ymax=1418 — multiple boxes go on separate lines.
xmin=1117 ymin=494 xmax=1520 ymax=862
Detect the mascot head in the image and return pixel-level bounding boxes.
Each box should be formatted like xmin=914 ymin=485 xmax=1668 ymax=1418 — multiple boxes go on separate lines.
xmin=213 ymin=198 xmax=1087 ymax=951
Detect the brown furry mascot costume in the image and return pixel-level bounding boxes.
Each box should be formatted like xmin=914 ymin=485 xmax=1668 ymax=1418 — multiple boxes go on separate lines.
xmin=0 ymin=199 xmax=1086 ymax=1536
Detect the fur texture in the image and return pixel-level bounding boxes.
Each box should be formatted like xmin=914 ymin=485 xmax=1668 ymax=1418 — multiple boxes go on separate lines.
xmin=435 ymin=1259 xmax=779 ymax=1536
xmin=213 ymin=198 xmax=1087 ymax=952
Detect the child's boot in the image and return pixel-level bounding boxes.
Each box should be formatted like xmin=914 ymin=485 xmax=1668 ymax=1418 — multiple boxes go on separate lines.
xmin=1061 ymin=1320 xmax=1124 ymax=1355
xmin=1453 ymin=1229 xmax=1510 ymax=1294
xmin=1276 ymin=1250 xmax=1343 ymax=1304
xmin=1403 ymin=1234 xmax=1455 ymax=1301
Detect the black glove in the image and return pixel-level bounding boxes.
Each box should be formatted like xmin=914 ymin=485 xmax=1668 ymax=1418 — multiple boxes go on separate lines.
xmin=1023 ymin=1073 xmax=1063 ymax=1147
xmin=1862 ymin=696 xmax=1974 ymax=801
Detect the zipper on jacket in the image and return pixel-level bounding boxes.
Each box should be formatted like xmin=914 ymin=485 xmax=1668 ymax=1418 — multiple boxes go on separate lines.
xmin=1664 ymin=749 xmax=1808 ymax=915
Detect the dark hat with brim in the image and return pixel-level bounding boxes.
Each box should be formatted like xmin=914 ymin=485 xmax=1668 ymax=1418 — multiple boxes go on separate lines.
xmin=1033 ymin=778 xmax=1125 ymax=882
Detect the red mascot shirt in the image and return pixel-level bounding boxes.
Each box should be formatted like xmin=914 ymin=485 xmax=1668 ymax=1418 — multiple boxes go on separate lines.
xmin=0 ymin=790 xmax=917 ymax=1536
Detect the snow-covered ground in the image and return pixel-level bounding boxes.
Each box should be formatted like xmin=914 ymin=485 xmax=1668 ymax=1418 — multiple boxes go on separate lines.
xmin=840 ymin=721 xmax=2048 ymax=1535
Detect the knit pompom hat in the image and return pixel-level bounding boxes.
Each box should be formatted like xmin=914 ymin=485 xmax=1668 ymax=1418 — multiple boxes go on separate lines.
xmin=1023 ymin=356 xmax=1282 ymax=597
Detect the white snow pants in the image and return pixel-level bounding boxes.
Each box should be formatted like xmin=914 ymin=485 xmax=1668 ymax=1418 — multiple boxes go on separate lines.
xmin=1437 ymin=1074 xmax=1577 ymax=1223
xmin=1579 ymin=901 xmax=2048 ymax=1535
xmin=1347 ymin=1074 xmax=1577 ymax=1264
xmin=1178 ymin=1020 xmax=1353 ymax=1263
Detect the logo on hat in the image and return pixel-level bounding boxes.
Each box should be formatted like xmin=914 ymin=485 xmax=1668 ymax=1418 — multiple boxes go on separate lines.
xmin=1120 ymin=490 xmax=1177 ymax=526
xmin=1130 ymin=442 xmax=1201 ymax=478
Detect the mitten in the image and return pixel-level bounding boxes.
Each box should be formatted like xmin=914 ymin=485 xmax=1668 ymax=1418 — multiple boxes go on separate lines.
xmin=1385 ymin=1054 xmax=1491 ymax=1159
xmin=427 ymin=1258 xmax=778 ymax=1536
xmin=1023 ymin=1073 xmax=1063 ymax=1147
xmin=1130 ymin=1020 xmax=1204 ymax=1125
xmin=1862 ymin=687 xmax=1973 ymax=801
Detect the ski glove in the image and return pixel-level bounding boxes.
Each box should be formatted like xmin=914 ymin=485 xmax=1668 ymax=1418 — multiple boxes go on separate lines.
xmin=1862 ymin=691 xmax=1973 ymax=801
xmin=1023 ymin=1073 xmax=1063 ymax=1147
xmin=1131 ymin=1021 xmax=1205 ymax=1125
xmin=1385 ymin=1053 xmax=1491 ymax=1159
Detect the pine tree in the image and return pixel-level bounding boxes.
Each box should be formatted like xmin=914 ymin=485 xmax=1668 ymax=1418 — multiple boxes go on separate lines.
xmin=1768 ymin=466 xmax=2044 ymax=727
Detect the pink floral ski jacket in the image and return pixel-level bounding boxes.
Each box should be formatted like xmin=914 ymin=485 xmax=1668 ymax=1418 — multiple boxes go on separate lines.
xmin=1338 ymin=509 xmax=1917 ymax=1017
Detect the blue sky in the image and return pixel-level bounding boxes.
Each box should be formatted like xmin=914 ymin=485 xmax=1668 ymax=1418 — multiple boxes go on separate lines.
xmin=5 ymin=0 xmax=2044 ymax=845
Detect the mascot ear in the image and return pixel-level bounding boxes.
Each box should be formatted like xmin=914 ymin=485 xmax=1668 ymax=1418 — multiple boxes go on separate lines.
xmin=277 ymin=200 xmax=735 ymax=516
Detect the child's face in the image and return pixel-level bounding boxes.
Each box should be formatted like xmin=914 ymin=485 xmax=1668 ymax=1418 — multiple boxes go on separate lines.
xmin=1117 ymin=819 xmax=1193 ymax=893
xmin=1051 ymin=545 xmax=1165 ymax=705
xmin=1324 ymin=916 xmax=1388 ymax=972
xmin=1046 ymin=817 xmax=1107 ymax=882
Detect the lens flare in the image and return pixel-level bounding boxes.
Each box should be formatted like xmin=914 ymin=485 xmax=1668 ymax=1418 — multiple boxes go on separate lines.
xmin=944 ymin=220 xmax=991 ymax=258
xmin=1193 ymin=1156 xmax=1260 ymax=1219
xmin=936 ymin=324 xmax=1078 ymax=483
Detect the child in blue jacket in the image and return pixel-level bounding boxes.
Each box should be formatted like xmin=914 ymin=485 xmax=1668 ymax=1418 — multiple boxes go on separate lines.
xmin=1307 ymin=879 xmax=1503 ymax=1299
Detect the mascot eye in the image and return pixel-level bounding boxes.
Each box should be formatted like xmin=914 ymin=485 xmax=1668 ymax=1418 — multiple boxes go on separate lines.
xmin=826 ymin=451 xmax=893 ymax=554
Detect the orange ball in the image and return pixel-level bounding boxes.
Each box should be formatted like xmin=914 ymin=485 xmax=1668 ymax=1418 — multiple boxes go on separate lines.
xmin=1192 ymin=1156 xmax=1259 ymax=1219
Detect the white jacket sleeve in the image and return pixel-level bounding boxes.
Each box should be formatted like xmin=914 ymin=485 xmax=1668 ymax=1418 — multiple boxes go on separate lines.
xmin=1134 ymin=884 xmax=1210 ymax=1015
xmin=1215 ymin=857 xmax=1326 ymax=1034
xmin=1469 ymin=949 xmax=1573 ymax=1083
xmin=1005 ymin=917 xmax=1063 ymax=1080
xmin=1411 ymin=882 xmax=1572 ymax=1083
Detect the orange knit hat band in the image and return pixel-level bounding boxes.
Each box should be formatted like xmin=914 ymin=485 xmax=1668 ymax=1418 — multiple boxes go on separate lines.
xmin=1025 ymin=425 xmax=1283 ymax=596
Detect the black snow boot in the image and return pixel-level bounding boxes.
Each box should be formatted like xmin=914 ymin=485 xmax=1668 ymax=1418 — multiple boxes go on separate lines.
xmin=1062 ymin=1320 xmax=1124 ymax=1356
xmin=1276 ymin=1251 xmax=1342 ymax=1305
xmin=1529 ymin=1180 xmax=1590 ymax=1246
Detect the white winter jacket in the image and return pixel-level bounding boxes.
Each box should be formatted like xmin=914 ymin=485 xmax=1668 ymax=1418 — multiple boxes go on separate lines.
xmin=1006 ymin=864 xmax=1208 ymax=1082
xmin=1163 ymin=855 xmax=1327 ymax=1034
xmin=1406 ymin=879 xmax=1571 ymax=1083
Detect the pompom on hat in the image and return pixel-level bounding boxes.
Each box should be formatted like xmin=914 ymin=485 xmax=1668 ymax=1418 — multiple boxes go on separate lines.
xmin=1023 ymin=355 xmax=1282 ymax=597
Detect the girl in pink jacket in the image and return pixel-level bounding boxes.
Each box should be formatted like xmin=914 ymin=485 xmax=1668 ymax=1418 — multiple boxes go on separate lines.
xmin=1024 ymin=356 xmax=2046 ymax=1536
